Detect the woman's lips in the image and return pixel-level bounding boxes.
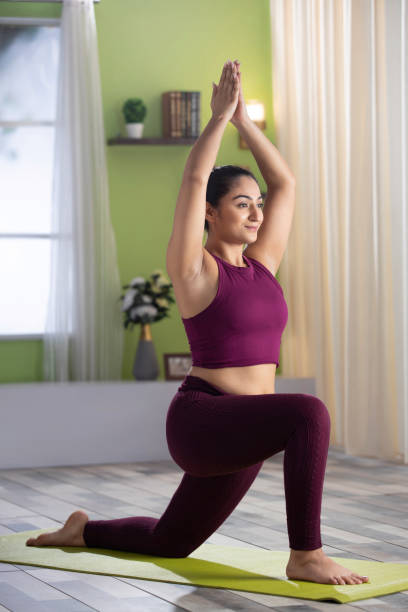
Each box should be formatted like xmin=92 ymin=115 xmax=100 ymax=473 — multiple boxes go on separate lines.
xmin=245 ymin=226 xmax=258 ymax=231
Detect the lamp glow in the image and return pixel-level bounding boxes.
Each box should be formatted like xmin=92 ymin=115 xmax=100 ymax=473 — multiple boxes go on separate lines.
xmin=246 ymin=100 xmax=265 ymax=122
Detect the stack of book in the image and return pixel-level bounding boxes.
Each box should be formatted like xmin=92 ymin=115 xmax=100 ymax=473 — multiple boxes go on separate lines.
xmin=162 ymin=91 xmax=201 ymax=138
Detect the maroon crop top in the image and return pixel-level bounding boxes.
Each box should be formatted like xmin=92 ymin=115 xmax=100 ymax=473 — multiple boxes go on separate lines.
xmin=181 ymin=250 xmax=288 ymax=368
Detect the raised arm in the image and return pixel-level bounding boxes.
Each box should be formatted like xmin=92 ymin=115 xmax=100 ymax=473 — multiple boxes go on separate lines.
xmin=230 ymin=60 xmax=296 ymax=274
xmin=166 ymin=60 xmax=239 ymax=280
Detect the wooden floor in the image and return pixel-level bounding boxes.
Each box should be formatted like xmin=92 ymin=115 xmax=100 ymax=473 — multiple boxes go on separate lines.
xmin=0 ymin=448 xmax=407 ymax=611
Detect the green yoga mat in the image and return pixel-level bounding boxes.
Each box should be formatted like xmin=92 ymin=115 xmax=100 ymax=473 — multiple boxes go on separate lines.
xmin=1 ymin=529 xmax=407 ymax=604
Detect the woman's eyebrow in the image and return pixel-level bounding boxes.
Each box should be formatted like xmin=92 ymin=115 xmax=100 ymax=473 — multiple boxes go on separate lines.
xmin=232 ymin=194 xmax=263 ymax=200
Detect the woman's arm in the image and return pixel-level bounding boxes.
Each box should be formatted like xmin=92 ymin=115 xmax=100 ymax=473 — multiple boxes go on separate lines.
xmin=166 ymin=61 xmax=240 ymax=279
xmin=184 ymin=60 xmax=239 ymax=181
xmin=230 ymin=62 xmax=295 ymax=274
xmin=230 ymin=60 xmax=295 ymax=187
xmin=184 ymin=114 xmax=229 ymax=181
xmin=233 ymin=118 xmax=295 ymax=187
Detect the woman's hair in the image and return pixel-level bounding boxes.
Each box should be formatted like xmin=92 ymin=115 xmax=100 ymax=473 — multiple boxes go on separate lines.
xmin=204 ymin=165 xmax=260 ymax=233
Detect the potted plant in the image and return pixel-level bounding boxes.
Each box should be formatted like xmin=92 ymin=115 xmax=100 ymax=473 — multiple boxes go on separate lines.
xmin=122 ymin=97 xmax=147 ymax=138
xmin=120 ymin=269 xmax=175 ymax=380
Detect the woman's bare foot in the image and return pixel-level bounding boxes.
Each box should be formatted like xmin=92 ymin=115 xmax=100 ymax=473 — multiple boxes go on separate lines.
xmin=26 ymin=510 xmax=89 ymax=548
xmin=286 ymin=547 xmax=370 ymax=585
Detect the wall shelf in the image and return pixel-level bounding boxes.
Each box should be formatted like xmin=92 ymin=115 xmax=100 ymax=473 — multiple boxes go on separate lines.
xmin=107 ymin=137 xmax=198 ymax=146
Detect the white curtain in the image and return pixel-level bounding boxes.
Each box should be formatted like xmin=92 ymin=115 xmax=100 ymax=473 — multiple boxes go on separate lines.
xmin=43 ymin=0 xmax=123 ymax=381
xmin=270 ymin=0 xmax=407 ymax=464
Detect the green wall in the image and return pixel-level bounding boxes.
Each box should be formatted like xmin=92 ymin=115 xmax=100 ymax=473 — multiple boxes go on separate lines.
xmin=0 ymin=0 xmax=281 ymax=382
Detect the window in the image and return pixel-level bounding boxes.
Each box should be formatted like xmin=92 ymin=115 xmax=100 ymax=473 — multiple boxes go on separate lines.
xmin=0 ymin=18 xmax=60 ymax=337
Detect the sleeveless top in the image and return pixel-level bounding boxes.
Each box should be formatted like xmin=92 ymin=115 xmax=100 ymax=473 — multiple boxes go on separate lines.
xmin=181 ymin=251 xmax=288 ymax=368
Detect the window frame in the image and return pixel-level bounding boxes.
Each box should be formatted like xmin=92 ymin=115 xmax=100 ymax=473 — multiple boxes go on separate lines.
xmin=0 ymin=16 xmax=61 ymax=340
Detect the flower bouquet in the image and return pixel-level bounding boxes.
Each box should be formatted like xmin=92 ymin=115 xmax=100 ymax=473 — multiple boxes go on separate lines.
xmin=120 ymin=269 xmax=175 ymax=379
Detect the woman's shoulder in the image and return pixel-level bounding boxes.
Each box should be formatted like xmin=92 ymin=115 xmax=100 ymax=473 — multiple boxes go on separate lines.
xmin=243 ymin=248 xmax=277 ymax=277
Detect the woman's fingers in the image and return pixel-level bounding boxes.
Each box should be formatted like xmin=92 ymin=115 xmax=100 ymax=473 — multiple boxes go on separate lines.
xmin=230 ymin=67 xmax=235 ymax=95
xmin=220 ymin=62 xmax=229 ymax=86
xmin=226 ymin=62 xmax=233 ymax=88
xmin=217 ymin=60 xmax=239 ymax=98
xmin=230 ymin=63 xmax=238 ymax=96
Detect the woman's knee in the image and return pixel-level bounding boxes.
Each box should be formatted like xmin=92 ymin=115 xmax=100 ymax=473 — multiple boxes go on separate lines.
xmin=154 ymin=530 xmax=196 ymax=558
xmin=297 ymin=394 xmax=331 ymax=429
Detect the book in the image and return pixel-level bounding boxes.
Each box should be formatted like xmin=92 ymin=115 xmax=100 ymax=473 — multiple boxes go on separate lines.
xmin=162 ymin=91 xmax=201 ymax=138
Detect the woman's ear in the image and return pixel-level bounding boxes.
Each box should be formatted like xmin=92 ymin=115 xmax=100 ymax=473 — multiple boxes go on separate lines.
xmin=205 ymin=201 xmax=214 ymax=226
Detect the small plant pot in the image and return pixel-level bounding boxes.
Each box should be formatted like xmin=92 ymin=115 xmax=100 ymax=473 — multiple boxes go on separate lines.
xmin=126 ymin=123 xmax=144 ymax=138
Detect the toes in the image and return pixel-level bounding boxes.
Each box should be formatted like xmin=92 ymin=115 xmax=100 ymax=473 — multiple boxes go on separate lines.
xmin=26 ymin=535 xmax=46 ymax=546
xmin=341 ymin=575 xmax=362 ymax=585
xmin=336 ymin=576 xmax=346 ymax=585
xmin=33 ymin=533 xmax=53 ymax=546
xmin=351 ymin=574 xmax=363 ymax=583
xmin=353 ymin=573 xmax=369 ymax=582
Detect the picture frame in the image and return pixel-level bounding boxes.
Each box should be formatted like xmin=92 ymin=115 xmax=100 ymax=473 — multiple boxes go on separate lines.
xmin=164 ymin=353 xmax=192 ymax=380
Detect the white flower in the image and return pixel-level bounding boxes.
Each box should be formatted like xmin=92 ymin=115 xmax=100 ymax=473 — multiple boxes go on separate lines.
xmin=129 ymin=305 xmax=158 ymax=321
xmin=122 ymin=289 xmax=138 ymax=311
xmin=151 ymin=269 xmax=169 ymax=288
xmin=141 ymin=295 xmax=153 ymax=303
xmin=156 ymin=297 xmax=169 ymax=308
xmin=129 ymin=276 xmax=146 ymax=288
xmin=155 ymin=277 xmax=168 ymax=288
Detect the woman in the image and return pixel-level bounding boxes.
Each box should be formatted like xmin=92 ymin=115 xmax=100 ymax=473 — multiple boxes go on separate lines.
xmin=26 ymin=60 xmax=369 ymax=587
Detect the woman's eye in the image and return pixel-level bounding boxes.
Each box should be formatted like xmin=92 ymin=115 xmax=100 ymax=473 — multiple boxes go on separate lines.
xmin=238 ymin=202 xmax=264 ymax=207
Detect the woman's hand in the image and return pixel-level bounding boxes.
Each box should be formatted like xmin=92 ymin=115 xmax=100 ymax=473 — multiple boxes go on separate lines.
xmin=229 ymin=60 xmax=250 ymax=126
xmin=210 ymin=60 xmax=240 ymax=122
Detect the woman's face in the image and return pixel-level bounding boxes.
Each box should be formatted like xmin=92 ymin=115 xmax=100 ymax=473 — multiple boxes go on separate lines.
xmin=207 ymin=176 xmax=264 ymax=242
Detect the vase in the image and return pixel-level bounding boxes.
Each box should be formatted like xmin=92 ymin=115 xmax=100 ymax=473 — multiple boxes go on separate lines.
xmin=132 ymin=322 xmax=159 ymax=380
xmin=125 ymin=123 xmax=144 ymax=138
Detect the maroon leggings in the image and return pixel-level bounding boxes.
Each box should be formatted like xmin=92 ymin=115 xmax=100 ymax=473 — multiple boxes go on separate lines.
xmin=83 ymin=374 xmax=331 ymax=555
